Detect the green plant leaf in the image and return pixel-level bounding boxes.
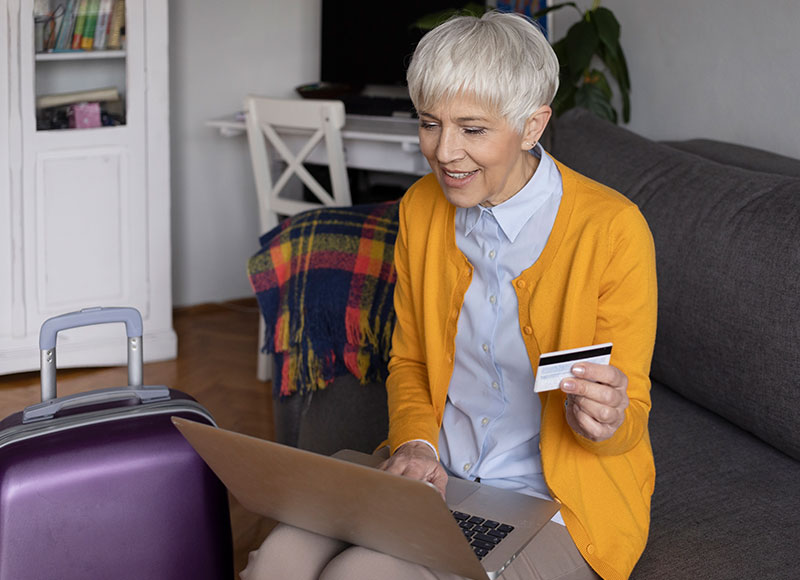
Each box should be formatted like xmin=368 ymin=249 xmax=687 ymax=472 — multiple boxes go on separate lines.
xmin=615 ymin=46 xmax=632 ymax=122
xmin=619 ymin=85 xmax=631 ymax=123
xmin=566 ymin=20 xmax=599 ymax=83
xmin=552 ymin=82 xmax=577 ymax=118
xmin=575 ymin=83 xmax=617 ymax=123
xmin=594 ymin=11 xmax=630 ymax=92
xmin=532 ymin=2 xmax=581 ymax=19
xmin=552 ymin=37 xmax=569 ymax=72
xmin=460 ymin=2 xmax=488 ymax=16
xmin=552 ymin=37 xmax=568 ymax=58
xmin=585 ymin=69 xmax=613 ymax=100
xmin=412 ymin=3 xmax=487 ymax=31
xmin=597 ymin=41 xmax=631 ymax=122
xmin=592 ymin=7 xmax=620 ymax=45
xmin=615 ymin=43 xmax=632 ymax=92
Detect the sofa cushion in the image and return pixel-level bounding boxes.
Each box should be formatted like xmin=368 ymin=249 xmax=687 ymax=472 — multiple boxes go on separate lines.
xmin=632 ymin=381 xmax=799 ymax=579
xmin=550 ymin=108 xmax=800 ymax=460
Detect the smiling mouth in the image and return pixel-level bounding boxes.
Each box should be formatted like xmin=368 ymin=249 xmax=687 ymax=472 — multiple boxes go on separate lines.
xmin=443 ymin=169 xmax=478 ymax=179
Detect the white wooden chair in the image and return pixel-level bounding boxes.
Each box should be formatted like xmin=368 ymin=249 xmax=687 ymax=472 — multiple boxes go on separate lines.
xmin=244 ymin=95 xmax=352 ymax=233
xmin=244 ymin=95 xmax=353 ymax=381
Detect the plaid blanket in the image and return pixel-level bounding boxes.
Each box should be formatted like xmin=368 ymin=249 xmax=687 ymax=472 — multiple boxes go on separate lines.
xmin=247 ymin=203 xmax=399 ymax=398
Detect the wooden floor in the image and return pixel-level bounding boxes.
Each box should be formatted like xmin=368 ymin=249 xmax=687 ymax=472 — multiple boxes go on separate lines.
xmin=0 ymin=299 xmax=276 ymax=578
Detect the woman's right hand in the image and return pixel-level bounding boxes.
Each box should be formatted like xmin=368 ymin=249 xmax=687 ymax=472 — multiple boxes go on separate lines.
xmin=378 ymin=441 xmax=449 ymax=500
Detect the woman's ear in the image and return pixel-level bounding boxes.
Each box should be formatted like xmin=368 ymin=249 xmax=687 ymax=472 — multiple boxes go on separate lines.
xmin=521 ymin=105 xmax=552 ymax=150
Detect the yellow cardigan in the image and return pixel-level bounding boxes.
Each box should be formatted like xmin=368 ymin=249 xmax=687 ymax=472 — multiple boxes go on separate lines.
xmin=385 ymin=161 xmax=658 ymax=580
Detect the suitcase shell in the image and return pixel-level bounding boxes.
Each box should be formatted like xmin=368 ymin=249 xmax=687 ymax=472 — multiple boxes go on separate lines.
xmin=0 ymin=308 xmax=233 ymax=580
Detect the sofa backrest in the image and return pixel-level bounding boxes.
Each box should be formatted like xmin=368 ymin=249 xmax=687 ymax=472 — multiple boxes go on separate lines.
xmin=550 ymin=108 xmax=800 ymax=460
xmin=662 ymin=139 xmax=800 ymax=178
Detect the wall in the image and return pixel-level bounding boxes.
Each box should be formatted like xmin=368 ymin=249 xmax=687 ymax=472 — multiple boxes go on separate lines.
xmin=550 ymin=0 xmax=800 ymax=159
xmin=169 ymin=0 xmax=800 ymax=306
xmin=169 ymin=0 xmax=320 ymax=306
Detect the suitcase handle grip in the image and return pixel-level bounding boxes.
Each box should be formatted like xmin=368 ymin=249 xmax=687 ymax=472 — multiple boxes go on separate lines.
xmin=22 ymin=385 xmax=171 ymax=424
xmin=39 ymin=307 xmax=145 ymax=402
xmin=39 ymin=307 xmax=143 ymax=350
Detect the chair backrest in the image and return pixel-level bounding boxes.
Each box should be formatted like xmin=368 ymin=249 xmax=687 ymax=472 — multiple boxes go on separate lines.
xmin=244 ymin=95 xmax=352 ymax=232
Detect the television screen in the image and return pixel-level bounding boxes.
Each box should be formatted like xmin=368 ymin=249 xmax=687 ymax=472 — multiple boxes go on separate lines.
xmin=320 ymin=1 xmax=467 ymax=91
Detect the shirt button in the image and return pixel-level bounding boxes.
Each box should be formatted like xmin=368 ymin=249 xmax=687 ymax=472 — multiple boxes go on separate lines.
xmin=481 ymin=343 xmax=489 ymax=353
xmin=481 ymin=417 xmax=489 ymax=426
xmin=523 ymin=325 xmax=533 ymax=335
xmin=587 ymin=544 xmax=595 ymax=555
xmin=488 ymin=250 xmax=496 ymax=259
xmin=463 ymin=463 xmax=472 ymax=472
xmin=489 ymin=295 xmax=497 ymax=305
xmin=516 ymin=280 xmax=527 ymax=289
xmin=491 ymin=381 xmax=500 ymax=390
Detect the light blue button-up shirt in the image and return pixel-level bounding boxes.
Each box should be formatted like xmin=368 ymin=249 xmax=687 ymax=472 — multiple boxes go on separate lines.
xmin=438 ymin=145 xmax=564 ymax=517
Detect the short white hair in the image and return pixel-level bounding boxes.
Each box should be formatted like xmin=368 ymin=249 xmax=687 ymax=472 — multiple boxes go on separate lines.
xmin=406 ymin=10 xmax=559 ymax=133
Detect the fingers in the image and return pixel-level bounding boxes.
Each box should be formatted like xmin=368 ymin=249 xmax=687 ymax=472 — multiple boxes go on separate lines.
xmin=561 ymin=362 xmax=627 ymax=405
xmin=561 ymin=362 xmax=629 ymax=442
xmin=565 ymin=394 xmax=625 ymax=439
xmin=378 ymin=441 xmax=448 ymax=499
xmin=571 ymin=361 xmax=627 ymax=390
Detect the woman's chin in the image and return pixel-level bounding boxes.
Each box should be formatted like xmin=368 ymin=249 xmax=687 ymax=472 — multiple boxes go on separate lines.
xmin=438 ymin=180 xmax=485 ymax=208
xmin=443 ymin=190 xmax=483 ymax=208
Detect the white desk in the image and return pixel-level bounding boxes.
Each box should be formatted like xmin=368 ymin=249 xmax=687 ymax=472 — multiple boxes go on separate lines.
xmin=206 ymin=112 xmax=429 ymax=176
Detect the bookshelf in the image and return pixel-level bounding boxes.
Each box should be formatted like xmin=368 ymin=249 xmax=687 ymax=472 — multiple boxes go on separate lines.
xmin=34 ymin=0 xmax=128 ymax=131
xmin=0 ymin=0 xmax=176 ymax=375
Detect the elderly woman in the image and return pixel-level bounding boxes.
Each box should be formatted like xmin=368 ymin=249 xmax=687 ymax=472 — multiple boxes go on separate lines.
xmin=242 ymin=10 xmax=656 ymax=580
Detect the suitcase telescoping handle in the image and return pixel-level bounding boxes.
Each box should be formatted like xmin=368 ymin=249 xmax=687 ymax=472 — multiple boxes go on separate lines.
xmin=39 ymin=306 xmax=145 ymax=402
xmin=23 ymin=307 xmax=170 ymax=424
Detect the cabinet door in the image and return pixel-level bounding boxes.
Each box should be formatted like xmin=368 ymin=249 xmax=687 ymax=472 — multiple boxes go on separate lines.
xmin=0 ymin=0 xmax=175 ymax=375
xmin=24 ymin=0 xmax=145 ymax=363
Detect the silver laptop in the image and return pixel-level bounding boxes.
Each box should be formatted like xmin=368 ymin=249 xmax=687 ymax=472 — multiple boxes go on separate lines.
xmin=172 ymin=417 xmax=558 ymax=580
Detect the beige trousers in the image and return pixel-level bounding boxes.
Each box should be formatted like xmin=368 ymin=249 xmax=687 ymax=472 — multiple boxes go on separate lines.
xmin=240 ymin=520 xmax=600 ymax=580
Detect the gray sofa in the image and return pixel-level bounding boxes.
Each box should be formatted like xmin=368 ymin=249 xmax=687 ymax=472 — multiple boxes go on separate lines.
xmin=270 ymin=108 xmax=800 ymax=578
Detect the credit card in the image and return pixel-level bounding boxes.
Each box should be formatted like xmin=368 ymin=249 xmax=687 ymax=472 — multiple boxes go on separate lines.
xmin=533 ymin=343 xmax=613 ymax=393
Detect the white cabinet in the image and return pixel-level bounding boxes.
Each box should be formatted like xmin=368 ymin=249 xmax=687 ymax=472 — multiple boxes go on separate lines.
xmin=1 ymin=0 xmax=176 ymax=374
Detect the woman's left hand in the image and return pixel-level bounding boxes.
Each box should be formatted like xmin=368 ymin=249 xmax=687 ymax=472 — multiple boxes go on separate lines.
xmin=560 ymin=362 xmax=629 ymax=442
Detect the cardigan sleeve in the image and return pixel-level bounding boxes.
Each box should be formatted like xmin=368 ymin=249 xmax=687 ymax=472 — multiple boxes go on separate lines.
xmin=385 ymin=192 xmax=442 ymax=455
xmin=572 ymin=204 xmax=658 ymax=456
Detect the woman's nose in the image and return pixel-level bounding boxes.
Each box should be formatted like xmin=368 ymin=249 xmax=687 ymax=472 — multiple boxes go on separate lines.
xmin=435 ymin=129 xmax=464 ymax=164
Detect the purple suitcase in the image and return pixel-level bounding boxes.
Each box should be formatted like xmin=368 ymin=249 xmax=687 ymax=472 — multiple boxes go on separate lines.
xmin=0 ymin=307 xmax=233 ymax=579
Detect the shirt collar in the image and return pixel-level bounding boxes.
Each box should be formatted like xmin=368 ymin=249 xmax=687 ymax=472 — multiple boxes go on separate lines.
xmin=461 ymin=144 xmax=560 ymax=243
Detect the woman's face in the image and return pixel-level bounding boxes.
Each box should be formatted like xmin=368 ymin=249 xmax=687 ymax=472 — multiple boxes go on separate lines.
xmin=417 ymin=94 xmax=542 ymax=208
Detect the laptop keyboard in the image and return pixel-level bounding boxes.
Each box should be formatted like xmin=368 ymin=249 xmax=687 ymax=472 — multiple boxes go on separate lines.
xmin=451 ymin=511 xmax=515 ymax=560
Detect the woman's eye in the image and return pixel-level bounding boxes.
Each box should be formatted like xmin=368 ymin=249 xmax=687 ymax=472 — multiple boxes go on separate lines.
xmin=420 ymin=121 xmax=438 ymax=131
xmin=464 ymin=127 xmax=487 ymax=135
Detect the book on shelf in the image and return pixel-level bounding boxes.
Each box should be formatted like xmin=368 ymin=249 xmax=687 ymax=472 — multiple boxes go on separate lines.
xmin=36 ymin=86 xmax=120 ymax=109
xmin=80 ymin=0 xmax=100 ymax=50
xmin=46 ymin=0 xmax=124 ymax=53
xmin=54 ymin=0 xmax=77 ymax=51
xmin=45 ymin=4 xmax=65 ymax=51
xmin=106 ymin=0 xmax=125 ymax=50
xmin=93 ymin=0 xmax=115 ymax=50
xmin=70 ymin=0 xmax=90 ymax=50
